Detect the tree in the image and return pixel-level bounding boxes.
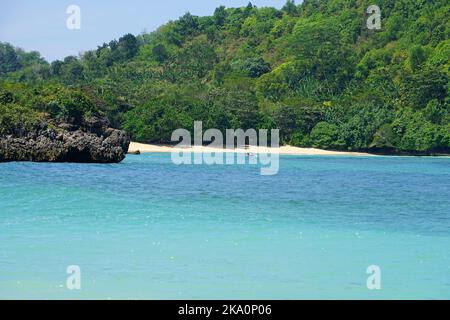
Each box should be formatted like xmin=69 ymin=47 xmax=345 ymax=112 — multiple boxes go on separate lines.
xmin=50 ymin=60 xmax=64 ymax=76
xmin=310 ymin=122 xmax=341 ymax=150
xmin=176 ymin=12 xmax=199 ymax=37
xmin=0 ymin=43 xmax=21 ymax=75
xmin=244 ymin=2 xmax=255 ymax=17
xmin=173 ymin=36 xmax=217 ymax=79
xmin=401 ymin=68 xmax=448 ymax=109
xmin=286 ymin=20 xmax=355 ymax=92
xmin=242 ymin=57 xmax=271 ymax=78
xmin=214 ymin=6 xmax=227 ymax=26
xmin=152 ymin=44 xmax=168 ymax=63
xmin=408 ymin=45 xmax=427 ymax=71
xmin=370 ymin=124 xmax=397 ymax=151
xmin=62 ymin=58 xmax=84 ymax=82
xmin=282 ymin=0 xmax=298 ymax=16
xmin=273 ymin=105 xmax=300 ymax=143
xmin=118 ymin=34 xmax=139 ymax=60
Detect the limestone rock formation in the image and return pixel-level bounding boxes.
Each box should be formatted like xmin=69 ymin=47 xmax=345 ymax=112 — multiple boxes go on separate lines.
xmin=0 ymin=117 xmax=130 ymax=163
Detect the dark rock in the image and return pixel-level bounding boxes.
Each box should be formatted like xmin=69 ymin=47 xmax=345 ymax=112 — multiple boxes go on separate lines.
xmin=57 ymin=123 xmax=78 ymax=132
xmin=0 ymin=116 xmax=130 ymax=163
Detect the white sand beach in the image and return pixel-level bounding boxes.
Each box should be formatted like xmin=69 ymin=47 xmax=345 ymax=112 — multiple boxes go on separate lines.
xmin=128 ymin=142 xmax=374 ymax=156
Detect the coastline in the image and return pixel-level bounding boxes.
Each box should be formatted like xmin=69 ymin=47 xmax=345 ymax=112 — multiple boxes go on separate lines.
xmin=128 ymin=142 xmax=375 ymax=156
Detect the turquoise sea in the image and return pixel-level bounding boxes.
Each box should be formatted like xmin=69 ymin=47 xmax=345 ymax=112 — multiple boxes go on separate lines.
xmin=0 ymin=154 xmax=449 ymax=299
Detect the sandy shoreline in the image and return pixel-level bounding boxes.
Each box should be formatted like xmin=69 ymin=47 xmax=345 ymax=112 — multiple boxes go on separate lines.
xmin=128 ymin=142 xmax=374 ymax=156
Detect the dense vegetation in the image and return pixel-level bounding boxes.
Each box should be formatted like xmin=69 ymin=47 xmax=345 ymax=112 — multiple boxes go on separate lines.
xmin=1 ymin=0 xmax=449 ymax=154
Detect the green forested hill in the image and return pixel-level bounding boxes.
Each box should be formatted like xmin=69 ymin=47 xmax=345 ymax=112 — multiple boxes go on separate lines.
xmin=1 ymin=0 xmax=449 ymax=154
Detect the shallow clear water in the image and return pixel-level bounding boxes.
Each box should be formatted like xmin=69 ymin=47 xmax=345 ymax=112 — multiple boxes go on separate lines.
xmin=0 ymin=154 xmax=449 ymax=299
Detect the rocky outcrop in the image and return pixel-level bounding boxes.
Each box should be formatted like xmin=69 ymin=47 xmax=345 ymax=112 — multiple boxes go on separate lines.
xmin=0 ymin=117 xmax=130 ymax=163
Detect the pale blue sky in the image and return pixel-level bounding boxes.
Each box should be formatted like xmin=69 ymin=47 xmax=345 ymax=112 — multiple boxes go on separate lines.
xmin=0 ymin=0 xmax=288 ymax=62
